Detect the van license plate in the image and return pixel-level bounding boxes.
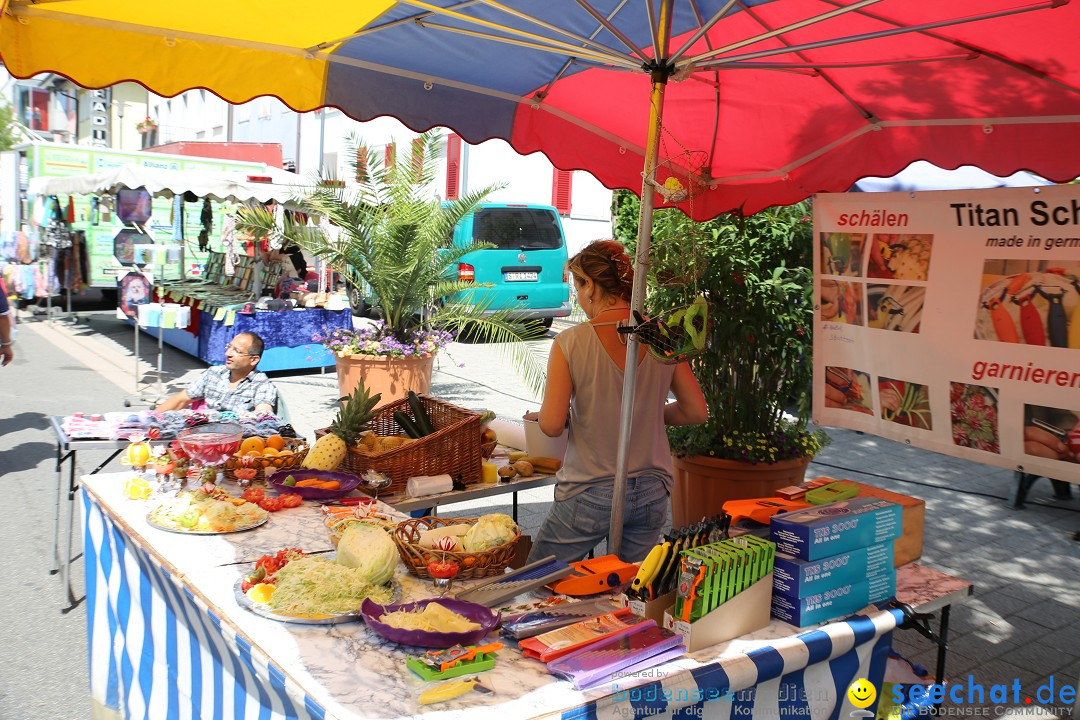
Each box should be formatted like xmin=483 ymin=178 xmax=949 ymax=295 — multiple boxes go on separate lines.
xmin=504 ymin=272 xmax=538 ymax=282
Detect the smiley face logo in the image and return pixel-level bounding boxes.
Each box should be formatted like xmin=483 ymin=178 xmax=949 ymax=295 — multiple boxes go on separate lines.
xmin=847 ymin=678 xmax=877 ymax=709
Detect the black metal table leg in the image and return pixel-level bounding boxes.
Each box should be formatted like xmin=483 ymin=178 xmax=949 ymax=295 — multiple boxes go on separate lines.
xmin=513 ymin=491 xmax=519 ymax=523
xmin=935 ymin=604 xmax=951 ymax=686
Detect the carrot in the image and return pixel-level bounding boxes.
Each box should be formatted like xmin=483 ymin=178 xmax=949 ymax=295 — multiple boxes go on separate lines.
xmin=315 ymin=480 xmax=341 ymax=490
xmin=295 ymin=479 xmax=323 ymax=487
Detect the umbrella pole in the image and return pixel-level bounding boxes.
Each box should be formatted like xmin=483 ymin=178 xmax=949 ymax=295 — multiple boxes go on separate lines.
xmin=609 ymin=66 xmax=670 ymax=558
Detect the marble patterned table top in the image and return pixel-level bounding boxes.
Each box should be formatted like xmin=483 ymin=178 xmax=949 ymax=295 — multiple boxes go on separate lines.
xmin=82 ymin=471 xmax=972 ymax=720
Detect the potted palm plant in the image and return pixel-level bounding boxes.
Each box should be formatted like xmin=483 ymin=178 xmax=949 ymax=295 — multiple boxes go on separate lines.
xmin=241 ymin=131 xmax=544 ymax=404
xmin=613 ymin=192 xmax=829 ymax=527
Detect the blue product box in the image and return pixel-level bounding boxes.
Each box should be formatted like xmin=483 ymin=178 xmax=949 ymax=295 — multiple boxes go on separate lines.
xmin=772 ymin=543 xmax=894 ymax=597
xmin=770 ymin=571 xmax=897 ymax=627
xmin=769 ymin=497 xmax=903 ymax=560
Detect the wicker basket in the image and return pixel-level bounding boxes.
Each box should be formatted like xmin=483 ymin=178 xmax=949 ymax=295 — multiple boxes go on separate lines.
xmin=319 ymin=395 xmax=481 ymax=495
xmin=393 ymin=517 xmax=521 ymax=580
xmin=224 ymin=438 xmax=309 ymax=483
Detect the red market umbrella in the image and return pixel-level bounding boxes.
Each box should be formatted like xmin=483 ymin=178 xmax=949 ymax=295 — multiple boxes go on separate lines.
xmin=7 ymin=0 xmax=1080 ymax=552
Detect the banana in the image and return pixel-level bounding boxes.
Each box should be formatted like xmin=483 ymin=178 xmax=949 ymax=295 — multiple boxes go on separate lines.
xmin=419 ymin=678 xmax=479 ymax=705
xmin=630 ymin=541 xmax=669 ymax=596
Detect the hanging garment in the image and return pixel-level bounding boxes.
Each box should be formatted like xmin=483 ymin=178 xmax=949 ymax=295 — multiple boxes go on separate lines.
xmin=65 ymin=196 xmax=76 ymax=224
xmin=199 ymin=198 xmax=213 ymax=251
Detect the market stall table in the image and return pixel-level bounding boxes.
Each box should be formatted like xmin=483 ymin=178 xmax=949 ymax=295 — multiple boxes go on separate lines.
xmin=81 ymin=470 xmax=972 ymax=720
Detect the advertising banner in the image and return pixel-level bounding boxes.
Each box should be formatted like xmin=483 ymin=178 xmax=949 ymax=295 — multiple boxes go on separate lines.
xmin=813 ymin=186 xmax=1080 ymax=485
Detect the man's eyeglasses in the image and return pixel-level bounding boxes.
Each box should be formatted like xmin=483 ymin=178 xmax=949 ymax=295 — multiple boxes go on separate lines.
xmin=225 ymin=345 xmax=257 ymax=356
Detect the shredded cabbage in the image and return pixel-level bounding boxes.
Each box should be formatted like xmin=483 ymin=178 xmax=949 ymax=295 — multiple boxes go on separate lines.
xmin=269 ymin=556 xmax=393 ymax=615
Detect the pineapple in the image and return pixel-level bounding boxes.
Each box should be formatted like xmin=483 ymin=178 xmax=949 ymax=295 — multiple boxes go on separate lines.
xmin=302 ymin=381 xmax=382 ymax=470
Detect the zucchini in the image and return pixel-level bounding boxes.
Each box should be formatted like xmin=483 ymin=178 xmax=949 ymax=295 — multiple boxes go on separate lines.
xmin=407 ymin=391 xmax=435 ymax=436
xmin=393 ymin=410 xmax=423 ymax=439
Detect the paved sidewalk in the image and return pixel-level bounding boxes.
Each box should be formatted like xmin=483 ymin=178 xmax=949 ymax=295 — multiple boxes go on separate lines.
xmin=17 ymin=308 xmax=1080 ymax=718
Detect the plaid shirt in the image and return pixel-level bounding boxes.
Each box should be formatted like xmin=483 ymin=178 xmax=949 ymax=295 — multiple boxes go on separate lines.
xmin=186 ymin=366 xmax=278 ymax=413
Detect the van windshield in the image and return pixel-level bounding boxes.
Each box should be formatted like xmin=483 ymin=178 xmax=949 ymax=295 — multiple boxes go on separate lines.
xmin=472 ymin=208 xmax=563 ymax=250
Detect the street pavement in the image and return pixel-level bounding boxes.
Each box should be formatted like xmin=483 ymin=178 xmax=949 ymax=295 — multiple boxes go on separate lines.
xmin=2 ymin=302 xmax=1078 ymax=719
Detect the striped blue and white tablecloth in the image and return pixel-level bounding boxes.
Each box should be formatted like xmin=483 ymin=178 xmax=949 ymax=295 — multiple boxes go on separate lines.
xmin=85 ymin=491 xmax=326 ymax=720
xmin=84 ymin=487 xmax=902 ymax=720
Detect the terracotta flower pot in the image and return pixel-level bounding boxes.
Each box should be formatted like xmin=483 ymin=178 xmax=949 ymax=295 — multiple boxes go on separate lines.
xmin=669 ymin=453 xmax=811 ymax=530
xmin=335 ymin=354 xmax=435 ymax=407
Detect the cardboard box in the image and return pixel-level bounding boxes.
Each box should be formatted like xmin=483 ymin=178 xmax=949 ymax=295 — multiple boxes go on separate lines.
xmin=663 ymin=572 xmax=773 ymax=652
xmin=770 ymin=572 xmax=896 ymax=627
xmin=769 ymin=497 xmax=902 ymax=560
xmin=846 ymin=481 xmax=925 ymax=567
xmin=622 ymin=589 xmax=677 ymax=625
xmin=772 ymin=543 xmax=894 ymax=597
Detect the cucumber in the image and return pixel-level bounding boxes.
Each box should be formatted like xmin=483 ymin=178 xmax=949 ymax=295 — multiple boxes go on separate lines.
xmin=393 ymin=410 xmax=423 ymax=439
xmin=407 ymin=391 xmax=435 ymax=436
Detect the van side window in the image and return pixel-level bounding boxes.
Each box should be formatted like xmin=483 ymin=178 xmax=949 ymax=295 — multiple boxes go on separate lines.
xmin=472 ymin=208 xmax=563 ymax=250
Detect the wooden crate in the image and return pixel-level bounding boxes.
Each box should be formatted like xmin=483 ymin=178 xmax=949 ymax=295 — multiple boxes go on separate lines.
xmin=825 ymin=479 xmax=925 ymax=566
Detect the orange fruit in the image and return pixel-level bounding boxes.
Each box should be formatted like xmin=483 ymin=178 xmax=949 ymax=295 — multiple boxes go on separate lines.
xmin=240 ymin=437 xmax=266 ymax=455
xmin=244 ymin=450 xmax=263 ymax=458
xmin=265 ymin=434 xmax=286 ymax=451
xmin=261 ymin=447 xmax=280 ymax=457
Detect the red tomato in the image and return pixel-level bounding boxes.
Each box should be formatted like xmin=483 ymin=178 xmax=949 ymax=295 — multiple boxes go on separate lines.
xmin=242 ymin=487 xmax=265 ymax=503
xmin=258 ymin=497 xmax=285 ymax=512
xmin=280 ymin=493 xmax=302 ymax=508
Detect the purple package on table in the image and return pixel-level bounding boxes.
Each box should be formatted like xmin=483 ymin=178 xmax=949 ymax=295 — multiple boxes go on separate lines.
xmin=546 ymin=620 xmax=685 ymax=690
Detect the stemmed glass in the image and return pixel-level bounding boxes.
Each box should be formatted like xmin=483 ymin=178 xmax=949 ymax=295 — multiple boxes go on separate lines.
xmin=427 ymin=547 xmax=460 ymax=597
xmin=177 ymin=422 xmax=243 ymax=487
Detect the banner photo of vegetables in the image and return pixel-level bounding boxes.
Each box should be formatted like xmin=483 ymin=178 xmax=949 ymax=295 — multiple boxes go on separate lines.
xmin=820 ymin=232 xmax=865 ymax=277
xmin=949 ymin=383 xmax=1000 ymax=454
xmin=868 ymin=233 xmax=933 ymax=281
xmin=1023 ymin=404 xmax=1080 ymax=465
xmin=879 ymin=377 xmax=933 ymax=430
xmin=974 ymin=261 xmax=1080 ymax=347
xmin=824 ymin=367 xmax=874 ymax=415
xmin=867 ymin=284 xmax=925 ymax=333
xmin=820 ymin=279 xmax=864 ymax=326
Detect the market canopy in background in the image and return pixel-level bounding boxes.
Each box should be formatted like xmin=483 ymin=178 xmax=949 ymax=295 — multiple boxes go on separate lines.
xmin=5 ymin=1 xmax=1080 ymax=219
xmin=26 ymin=164 xmax=304 ymax=206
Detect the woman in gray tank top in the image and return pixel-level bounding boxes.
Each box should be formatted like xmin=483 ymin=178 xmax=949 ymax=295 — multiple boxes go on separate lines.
xmin=526 ymin=240 xmax=708 ymax=564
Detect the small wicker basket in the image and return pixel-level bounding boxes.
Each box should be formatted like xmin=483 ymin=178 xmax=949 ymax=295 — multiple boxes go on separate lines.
xmin=319 ymin=395 xmax=481 ymax=495
xmin=393 ymin=517 xmax=521 ymax=580
xmin=223 ymin=437 xmax=309 ymax=483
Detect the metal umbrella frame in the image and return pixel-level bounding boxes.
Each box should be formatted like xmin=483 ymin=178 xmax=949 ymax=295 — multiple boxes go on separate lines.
xmin=5 ymin=0 xmax=1080 ymax=554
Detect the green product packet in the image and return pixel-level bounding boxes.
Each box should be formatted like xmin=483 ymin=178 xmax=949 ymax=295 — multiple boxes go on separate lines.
xmin=694 ymin=545 xmax=726 ymax=614
xmin=709 ymin=545 xmax=742 ymax=607
xmin=682 ymin=549 xmax=716 ymax=621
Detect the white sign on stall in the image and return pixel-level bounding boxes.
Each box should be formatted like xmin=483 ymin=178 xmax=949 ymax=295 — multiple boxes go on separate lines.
xmin=813 ymin=186 xmax=1080 ymax=485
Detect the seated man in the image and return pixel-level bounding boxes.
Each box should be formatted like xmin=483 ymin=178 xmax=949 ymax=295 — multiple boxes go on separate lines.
xmin=157 ymin=332 xmax=277 ymax=413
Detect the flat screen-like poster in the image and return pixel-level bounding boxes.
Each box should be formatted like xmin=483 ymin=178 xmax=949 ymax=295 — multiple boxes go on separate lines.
xmin=813 ymin=186 xmax=1080 ymax=485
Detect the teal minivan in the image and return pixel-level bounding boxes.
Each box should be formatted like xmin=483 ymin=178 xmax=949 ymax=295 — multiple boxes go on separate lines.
xmin=447 ymin=203 xmax=571 ymax=328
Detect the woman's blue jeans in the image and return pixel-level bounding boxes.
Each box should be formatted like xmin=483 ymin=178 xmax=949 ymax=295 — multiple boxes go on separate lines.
xmin=527 ymin=473 xmax=669 ymax=565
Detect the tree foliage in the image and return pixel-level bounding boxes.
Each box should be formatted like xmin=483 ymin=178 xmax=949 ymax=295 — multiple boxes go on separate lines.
xmin=239 ymin=131 xmax=547 ymax=394
xmin=613 ymin=190 xmax=827 ymax=461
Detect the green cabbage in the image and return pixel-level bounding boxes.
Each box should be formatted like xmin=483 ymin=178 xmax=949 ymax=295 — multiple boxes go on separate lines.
xmin=462 ymin=513 xmax=518 ymax=552
xmin=336 ymin=523 xmax=398 ymax=586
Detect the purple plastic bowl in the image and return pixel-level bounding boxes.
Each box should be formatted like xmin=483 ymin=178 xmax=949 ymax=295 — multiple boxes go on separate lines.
xmin=265 ymin=469 xmax=363 ymax=500
xmin=360 ymin=597 xmax=501 ymax=648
